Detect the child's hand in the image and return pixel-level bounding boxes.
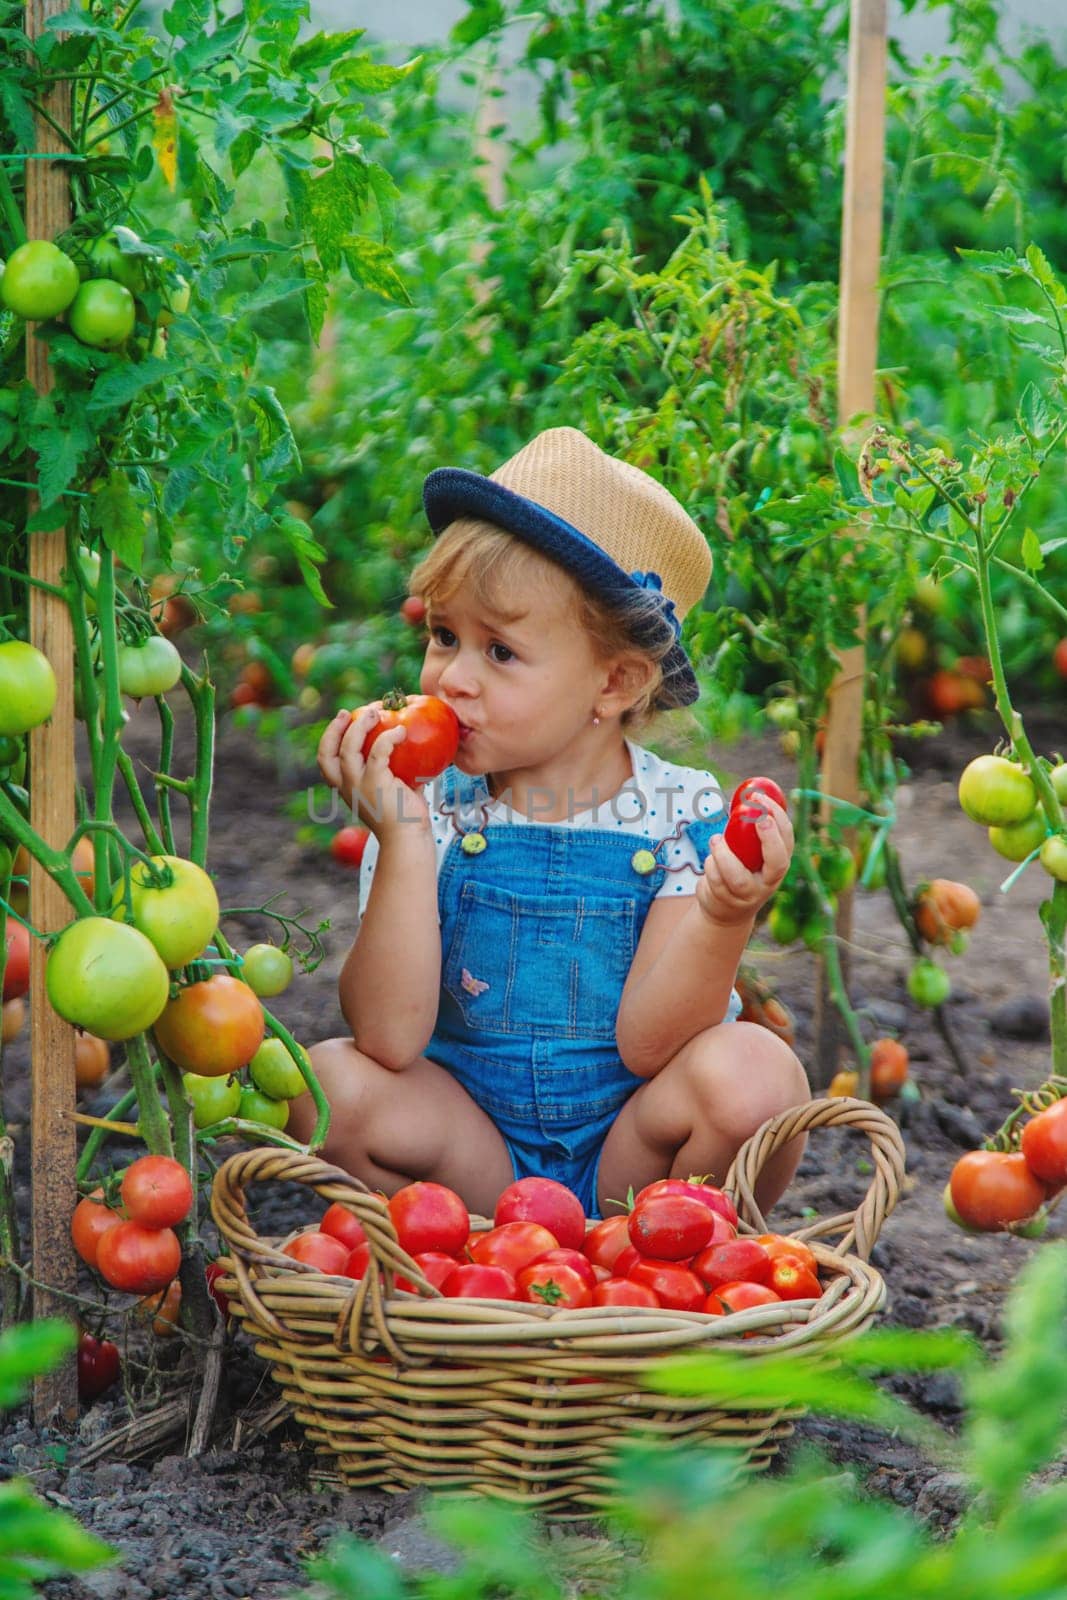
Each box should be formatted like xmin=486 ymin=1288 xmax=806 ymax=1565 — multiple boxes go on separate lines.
xmin=696 ymin=795 xmax=793 ymax=927
xmin=317 ymin=705 xmax=430 ymax=839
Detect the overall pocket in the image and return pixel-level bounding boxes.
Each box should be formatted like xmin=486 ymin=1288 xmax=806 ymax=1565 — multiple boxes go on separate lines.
xmin=442 ymin=880 xmax=637 ymax=1039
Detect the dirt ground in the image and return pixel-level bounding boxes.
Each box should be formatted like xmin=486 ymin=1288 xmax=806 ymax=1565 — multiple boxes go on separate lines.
xmin=1 ymin=694 xmax=1062 ymax=1598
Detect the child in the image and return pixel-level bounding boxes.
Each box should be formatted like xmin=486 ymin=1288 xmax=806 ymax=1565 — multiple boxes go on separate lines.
xmin=290 ymin=427 xmax=809 ymax=1218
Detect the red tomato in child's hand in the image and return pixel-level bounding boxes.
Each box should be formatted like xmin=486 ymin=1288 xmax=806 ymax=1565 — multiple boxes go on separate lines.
xmin=517 ymin=1261 xmax=592 ymax=1308
xmin=319 ymin=1201 xmax=367 ymax=1252
xmin=731 ymin=776 xmax=788 ymax=813
xmin=692 ymin=1238 xmax=774 ymax=1290
xmin=470 ymin=1221 xmax=559 ymax=1276
xmin=388 ymin=1182 xmax=470 ymax=1257
xmin=627 ymin=1194 xmax=714 ymax=1260
xmin=582 ymin=1214 xmax=631 ymax=1270
xmin=442 ymin=1262 xmax=519 ymax=1300
xmin=592 ymin=1277 xmax=662 ymax=1308
xmin=531 ymin=1248 xmax=597 ymax=1289
xmin=494 ymin=1176 xmax=586 ymax=1250
xmin=281 ymin=1231 xmax=351 ymax=1274
xmin=358 ymin=691 xmax=459 ymax=787
xmin=627 ymin=1261 xmax=706 ymax=1312
xmin=635 ymin=1178 xmax=739 ymax=1230
xmin=723 ymin=802 xmax=765 ymax=871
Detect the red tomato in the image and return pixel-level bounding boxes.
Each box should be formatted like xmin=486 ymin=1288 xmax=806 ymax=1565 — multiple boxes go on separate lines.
xmin=691 ymin=1238 xmax=774 ymax=1290
xmin=119 ymin=1154 xmax=193 ymax=1229
xmin=628 ymin=1261 xmax=706 ymax=1312
xmin=345 ymin=1241 xmax=371 ymax=1278
xmin=494 ymin=1176 xmax=586 ymax=1251
xmin=153 ymin=973 xmax=265 ymax=1078
xmin=517 ymin=1261 xmax=592 ymax=1308
xmin=205 ymin=1261 xmax=230 ymax=1316
xmin=406 ymin=1251 xmax=461 ymax=1292
xmin=71 ymin=1194 xmax=123 ymax=1269
xmin=1055 ymin=638 xmax=1067 ymax=679
xmin=137 ymin=1277 xmax=182 ymax=1336
xmin=75 ymin=1030 xmax=111 ymax=1089
xmin=1019 ymin=1099 xmax=1067 ymax=1188
xmin=77 ymin=1332 xmax=120 ymax=1400
xmin=613 ymin=1244 xmax=645 ymax=1278
xmin=628 ymin=1194 xmax=715 ymax=1260
xmin=281 ymin=1230 xmax=352 ymax=1274
xmin=96 ymin=1221 xmax=182 ymax=1293
xmin=319 ymin=1201 xmax=367 ymax=1252
xmin=767 ymin=1257 xmax=822 ymax=1300
xmin=359 ymin=691 xmax=460 ymax=788
xmin=706 ymin=1280 xmax=782 ymax=1318
xmin=532 ymin=1248 xmax=597 ymax=1289
xmin=731 ymin=776 xmax=788 ymax=813
xmin=330 ymin=826 xmax=370 ymax=868
xmin=723 ymin=802 xmax=765 ymax=872
xmin=592 ymin=1277 xmax=661 ymax=1308
xmin=400 ymin=596 xmax=426 ymax=627
xmin=636 ymin=1178 xmax=739 ymax=1230
xmin=389 ymin=1182 xmax=470 ymax=1257
xmin=469 ymin=1221 xmax=559 ymax=1276
xmin=949 ymin=1150 xmax=1048 ymax=1231
xmin=442 ymin=1262 xmax=519 ymax=1300
xmin=582 ymin=1214 xmax=631 ymax=1270
xmin=3 ymin=920 xmax=30 ymax=1002
xmin=755 ymin=1233 xmax=819 ymax=1274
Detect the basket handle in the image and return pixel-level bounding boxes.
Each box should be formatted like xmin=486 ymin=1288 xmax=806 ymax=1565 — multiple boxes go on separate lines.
xmin=210 ymin=1145 xmax=438 ymax=1362
xmin=724 ymin=1095 xmax=906 ymax=1262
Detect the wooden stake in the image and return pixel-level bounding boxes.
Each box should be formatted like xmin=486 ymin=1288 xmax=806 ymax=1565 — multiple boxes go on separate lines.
xmin=813 ymin=0 xmax=887 ymax=1083
xmin=25 ymin=0 xmax=78 ymax=1422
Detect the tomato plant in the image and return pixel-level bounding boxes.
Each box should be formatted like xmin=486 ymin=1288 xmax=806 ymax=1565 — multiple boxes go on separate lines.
xmin=119 ymin=1154 xmax=193 ymax=1229
xmin=2 ymin=921 xmax=29 ymax=1002
xmin=70 ymin=1195 xmax=122 ymax=1269
xmin=493 ymin=1176 xmax=585 ymax=1251
xmin=958 ymin=756 xmax=1038 ymax=827
xmin=869 ymin=1038 xmax=909 ymax=1100
xmin=74 ymin=1031 xmax=110 ymax=1090
xmin=182 ymin=1071 xmax=241 ymax=1129
xmin=1019 ymin=1099 xmax=1067 ymax=1187
xmin=115 ymin=637 xmax=183 ymax=699
xmin=68 ymin=279 xmax=136 ymax=350
xmin=153 ymin=973 xmax=264 ymax=1076
xmin=241 ymin=944 xmax=293 ymax=999
xmin=359 ymin=690 xmax=460 ymax=788
xmin=248 ymin=1037 xmax=308 ymax=1101
xmin=112 ymin=854 xmax=219 ymax=969
xmin=906 ymin=957 xmax=951 ymax=1009
xmin=237 ymin=1085 xmax=289 ymax=1130
xmin=95 ymin=1221 xmax=181 ymax=1293
xmin=47 ymin=918 xmax=170 ymax=1040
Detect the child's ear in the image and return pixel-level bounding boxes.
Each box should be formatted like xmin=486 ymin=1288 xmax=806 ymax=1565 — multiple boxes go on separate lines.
xmin=599 ymin=652 xmax=657 ymax=715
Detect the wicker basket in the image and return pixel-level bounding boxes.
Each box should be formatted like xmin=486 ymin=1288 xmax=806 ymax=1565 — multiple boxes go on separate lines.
xmin=211 ymin=1095 xmax=905 ymax=1511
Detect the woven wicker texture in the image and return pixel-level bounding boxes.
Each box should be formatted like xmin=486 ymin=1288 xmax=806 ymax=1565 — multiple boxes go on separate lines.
xmin=212 ymin=1096 xmax=905 ymax=1510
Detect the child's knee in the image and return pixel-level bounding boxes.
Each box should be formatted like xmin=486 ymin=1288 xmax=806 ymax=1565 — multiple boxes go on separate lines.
xmin=288 ymin=1036 xmax=391 ymax=1143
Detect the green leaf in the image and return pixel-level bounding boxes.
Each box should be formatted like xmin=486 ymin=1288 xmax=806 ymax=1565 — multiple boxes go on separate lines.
xmin=451 ymin=0 xmax=505 ymax=45
xmin=1021 ymin=526 xmax=1045 ymax=572
xmin=34 ymin=420 xmax=93 ymax=510
xmin=273 ymin=511 xmax=329 ymax=606
xmin=332 ymin=55 xmax=421 ymax=93
xmin=0 ymin=79 xmax=37 ymax=154
xmin=0 ymin=1321 xmax=74 ymax=1410
xmin=88 ymin=357 xmax=169 ymax=416
xmin=302 ymin=154 xmax=371 ymax=274
xmin=306 ymin=1535 xmax=408 ymax=1600
xmin=290 ymin=28 xmax=366 ymax=72
xmin=92 ymin=474 xmax=147 ymax=572
xmin=342 ymin=237 xmax=411 ymax=306
xmin=833 ymin=448 xmax=861 ymax=501
xmin=0 ymin=1480 xmax=116 ymax=1573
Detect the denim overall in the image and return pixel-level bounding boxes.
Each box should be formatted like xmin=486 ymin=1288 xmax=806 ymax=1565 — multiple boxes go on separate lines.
xmin=425 ymin=768 xmax=728 ymax=1215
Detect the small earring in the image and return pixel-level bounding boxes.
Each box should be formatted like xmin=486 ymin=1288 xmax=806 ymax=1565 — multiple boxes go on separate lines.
xmin=591 ymin=711 xmax=601 ymax=728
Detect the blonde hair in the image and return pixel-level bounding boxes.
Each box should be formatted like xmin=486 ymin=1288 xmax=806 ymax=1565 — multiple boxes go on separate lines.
xmin=409 ymin=520 xmax=685 ymax=730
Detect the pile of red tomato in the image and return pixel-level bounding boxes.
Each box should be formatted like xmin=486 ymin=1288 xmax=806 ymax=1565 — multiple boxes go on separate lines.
xmin=947 ymin=1096 xmax=1067 ymax=1234
xmin=281 ymin=1174 xmax=825 ymax=1317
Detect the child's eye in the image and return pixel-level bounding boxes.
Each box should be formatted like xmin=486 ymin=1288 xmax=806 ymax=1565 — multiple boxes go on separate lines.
xmin=432 ymin=626 xmax=456 ymax=648
xmin=488 ymin=641 xmax=514 ymax=664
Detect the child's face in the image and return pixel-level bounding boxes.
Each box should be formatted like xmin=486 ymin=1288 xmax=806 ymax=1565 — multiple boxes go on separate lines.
xmin=419 ymin=580 xmax=608 ymax=777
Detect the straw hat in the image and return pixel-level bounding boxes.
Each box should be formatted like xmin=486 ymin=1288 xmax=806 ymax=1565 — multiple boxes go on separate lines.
xmin=422 ymin=427 xmax=711 ymax=706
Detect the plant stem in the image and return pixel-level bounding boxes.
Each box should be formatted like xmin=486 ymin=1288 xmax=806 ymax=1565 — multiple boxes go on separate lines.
xmin=116 ymin=749 xmax=166 ymax=855
xmin=183 ymin=665 xmax=216 ymax=868
xmin=125 ymin=1033 xmax=173 ymax=1158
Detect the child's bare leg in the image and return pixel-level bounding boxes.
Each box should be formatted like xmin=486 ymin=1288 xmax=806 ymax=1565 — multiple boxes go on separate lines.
xmin=287 ymin=1039 xmax=515 ymax=1216
xmin=597 ymin=1022 xmax=810 ymax=1216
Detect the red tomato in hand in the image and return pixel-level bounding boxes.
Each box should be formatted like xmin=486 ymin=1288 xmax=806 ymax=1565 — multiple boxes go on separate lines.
xmin=949 ymin=1149 xmax=1048 ymax=1231
xmin=359 ymin=691 xmax=459 ymax=787
xmin=494 ymin=1176 xmax=586 ymax=1251
xmin=582 ymin=1214 xmax=631 ymax=1270
xmin=389 ymin=1181 xmax=470 ymax=1257
xmin=723 ymin=802 xmax=765 ymax=871
xmin=636 ymin=1178 xmax=739 ymax=1230
xmin=442 ymin=1262 xmax=519 ymax=1300
xmin=71 ymin=1194 xmax=123 ymax=1269
xmin=119 ymin=1154 xmax=193 ymax=1230
xmin=281 ymin=1230 xmax=352 ymax=1274
xmin=3 ymin=920 xmax=30 ymax=1001
xmin=470 ymin=1221 xmax=559 ymax=1276
xmin=96 ymin=1221 xmax=181 ymax=1293
xmin=692 ymin=1238 xmax=774 ymax=1291
xmin=628 ymin=1260 xmax=706 ymax=1311
xmin=1019 ymin=1098 xmax=1067 ymax=1188
xmin=330 ymin=826 xmax=370 ymax=868
xmin=628 ymin=1194 xmax=715 ymax=1260
xmin=517 ymin=1261 xmax=592 ymax=1308
xmin=319 ymin=1201 xmax=367 ymax=1252
xmin=731 ymin=776 xmax=788 ymax=813
xmin=77 ymin=1332 xmax=120 ymax=1400
xmin=592 ymin=1277 xmax=661 ymax=1308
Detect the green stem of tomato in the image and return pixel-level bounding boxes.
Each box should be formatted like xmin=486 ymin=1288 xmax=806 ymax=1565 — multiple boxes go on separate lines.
xmin=65 ymin=533 xmax=103 ymax=789
xmin=92 ymin=552 xmax=124 ymax=906
xmin=116 ymin=749 xmax=166 ymax=856
xmin=125 ymin=1033 xmax=173 ymax=1159
xmin=183 ymin=665 xmax=216 ymax=869
xmin=0 ymin=161 xmax=27 ymax=249
xmin=0 ymin=789 xmax=94 ymax=918
xmin=158 ymin=1052 xmax=194 ymax=1187
xmin=154 ymin=696 xmax=177 ymax=856
xmin=76 ymin=1078 xmax=147 ymax=1182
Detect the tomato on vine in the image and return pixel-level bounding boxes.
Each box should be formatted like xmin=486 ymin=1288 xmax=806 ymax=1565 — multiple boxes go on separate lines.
xmin=116 ymin=636 xmax=182 ymax=699
xmin=330 ymin=825 xmax=370 ymax=868
xmin=957 ymin=755 xmax=1036 ymax=827
xmin=0 ymin=640 xmax=57 ymax=736
xmin=182 ymin=1071 xmax=241 ymax=1128
xmin=120 ymin=1154 xmax=193 ymax=1229
xmin=906 ymin=957 xmax=951 ymax=1008
xmin=248 ymin=1037 xmax=308 ymax=1100
xmin=3 ymin=921 xmax=30 ymax=1002
xmin=112 ymin=854 xmax=219 ymax=969
xmin=241 ymin=943 xmax=293 ymax=998
xmin=153 ymin=972 xmax=264 ymax=1076
xmin=0 ymin=240 xmax=80 ymax=319
xmin=96 ymin=1220 xmax=182 ymax=1293
xmin=69 ymin=279 xmax=136 ymax=350
xmin=47 ymin=918 xmax=170 ymax=1040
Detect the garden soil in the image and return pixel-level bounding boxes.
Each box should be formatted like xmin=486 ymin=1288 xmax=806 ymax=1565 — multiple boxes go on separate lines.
xmin=2 ymin=695 xmax=1063 ymax=1598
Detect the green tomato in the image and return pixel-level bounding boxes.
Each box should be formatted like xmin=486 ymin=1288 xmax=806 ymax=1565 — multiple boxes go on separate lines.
xmin=241 ymin=943 xmax=293 ymax=998
xmin=69 ymin=279 xmax=136 ymax=350
xmin=958 ymin=755 xmax=1037 ymax=827
xmin=182 ymin=1071 xmax=241 ymax=1129
xmin=248 ymin=1037 xmax=308 ymax=1100
xmin=46 ymin=917 xmax=170 ymax=1040
xmin=112 ymin=853 xmax=219 ymax=969
xmin=1039 ymin=835 xmax=1067 ymax=883
xmin=0 ymin=240 xmax=80 ymax=319
xmin=87 ymin=226 xmax=149 ymax=294
xmin=907 ymin=957 xmax=951 ymax=1008
xmin=0 ymin=640 xmax=57 ymax=736
xmin=988 ymin=811 xmax=1047 ymax=862
xmin=766 ymin=900 xmax=800 ymax=945
xmin=0 ymin=734 xmax=25 ymax=781
xmin=72 ymin=546 xmax=102 ymax=614
xmin=1049 ymin=764 xmax=1067 ymax=805
xmin=813 ymin=842 xmax=856 ymax=893
xmin=238 ymin=1084 xmax=290 ymax=1131
xmin=117 ymin=635 xmax=182 ymax=698
xmin=157 ymin=274 xmax=190 ymax=326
